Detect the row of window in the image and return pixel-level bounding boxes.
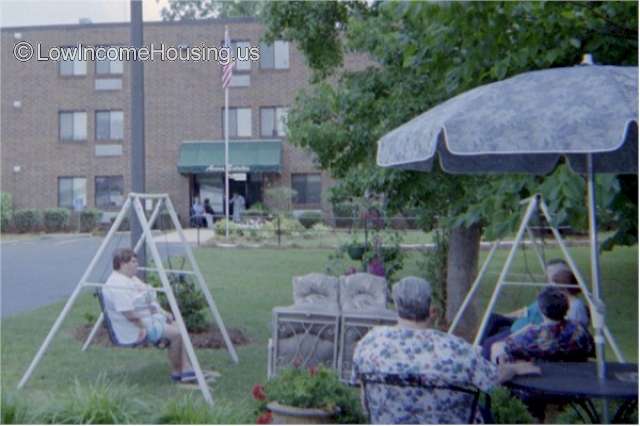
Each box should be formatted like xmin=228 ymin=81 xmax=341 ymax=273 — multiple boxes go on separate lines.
xmin=226 ymin=106 xmax=288 ymax=138
xmin=58 ymin=176 xmax=123 ymax=210
xmin=59 ymin=110 xmax=123 ymax=141
xmin=59 ymin=107 xmax=287 ymax=141
xmin=59 ymin=41 xmax=290 ymax=77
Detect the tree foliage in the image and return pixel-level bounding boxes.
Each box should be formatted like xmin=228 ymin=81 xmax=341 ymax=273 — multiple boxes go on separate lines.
xmin=264 ymin=1 xmax=638 ymax=244
xmin=161 ymin=0 xmax=263 ymax=21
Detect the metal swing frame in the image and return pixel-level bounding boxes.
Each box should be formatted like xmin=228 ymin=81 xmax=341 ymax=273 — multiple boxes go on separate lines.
xmin=17 ymin=193 xmax=239 ymax=406
xmin=448 ymin=194 xmax=625 ymax=362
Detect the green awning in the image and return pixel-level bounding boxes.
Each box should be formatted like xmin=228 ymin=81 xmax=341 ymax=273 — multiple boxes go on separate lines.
xmin=177 ymin=140 xmax=282 ymax=174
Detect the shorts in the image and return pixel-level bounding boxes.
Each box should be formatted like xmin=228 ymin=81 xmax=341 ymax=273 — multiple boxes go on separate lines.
xmin=145 ymin=313 xmax=166 ymax=344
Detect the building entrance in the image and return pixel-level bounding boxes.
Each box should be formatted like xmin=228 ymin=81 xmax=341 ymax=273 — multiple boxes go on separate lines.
xmin=193 ymin=173 xmax=263 ymax=217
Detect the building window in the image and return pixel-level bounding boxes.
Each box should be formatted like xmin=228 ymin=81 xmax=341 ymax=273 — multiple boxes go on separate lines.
xmin=58 ymin=177 xmax=87 ymax=210
xmin=222 ymin=107 xmax=252 ymax=138
xmin=260 ymin=107 xmax=288 ymax=137
xmin=259 ymin=41 xmax=290 ymax=70
xmin=96 ymin=110 xmax=124 ymax=140
xmin=59 ymin=111 xmax=87 ymax=141
xmin=232 ymin=40 xmax=252 ymax=72
xmin=96 ymin=46 xmax=123 ymax=75
xmin=95 ymin=176 xmax=124 ymax=210
xmin=58 ymin=46 xmax=86 ymax=76
xmin=292 ymin=173 xmax=321 ymax=205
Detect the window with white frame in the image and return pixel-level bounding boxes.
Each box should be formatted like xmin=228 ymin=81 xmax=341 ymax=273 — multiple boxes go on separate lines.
xmin=96 ymin=110 xmax=124 ymax=140
xmin=58 ymin=46 xmax=86 ymax=76
xmin=292 ymin=173 xmax=321 ymax=205
xmin=260 ymin=107 xmax=288 ymax=137
xmin=96 ymin=46 xmax=123 ymax=75
xmin=259 ymin=41 xmax=290 ymax=69
xmin=59 ymin=111 xmax=87 ymax=141
xmin=222 ymin=107 xmax=252 ymax=138
xmin=95 ymin=176 xmax=124 ymax=210
xmin=58 ymin=177 xmax=87 ymax=210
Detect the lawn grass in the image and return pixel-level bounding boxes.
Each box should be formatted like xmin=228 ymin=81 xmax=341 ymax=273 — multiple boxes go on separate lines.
xmin=1 ymin=244 xmax=636 ymax=423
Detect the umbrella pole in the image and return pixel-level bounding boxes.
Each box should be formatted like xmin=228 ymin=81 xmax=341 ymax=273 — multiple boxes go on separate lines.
xmin=587 ymin=154 xmax=609 ymax=421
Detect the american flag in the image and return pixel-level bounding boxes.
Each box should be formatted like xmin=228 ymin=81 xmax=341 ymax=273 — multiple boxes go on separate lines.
xmin=222 ymin=26 xmax=234 ymax=89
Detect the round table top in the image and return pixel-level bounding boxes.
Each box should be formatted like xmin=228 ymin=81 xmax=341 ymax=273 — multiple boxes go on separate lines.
xmin=507 ymin=362 xmax=638 ymax=400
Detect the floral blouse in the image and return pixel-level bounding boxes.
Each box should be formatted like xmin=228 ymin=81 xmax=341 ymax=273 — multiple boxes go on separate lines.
xmin=352 ymin=326 xmax=499 ymax=424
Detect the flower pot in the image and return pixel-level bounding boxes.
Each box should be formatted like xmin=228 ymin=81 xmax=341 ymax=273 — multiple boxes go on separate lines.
xmin=347 ymin=244 xmax=366 ymax=260
xmin=267 ymin=401 xmax=335 ymax=424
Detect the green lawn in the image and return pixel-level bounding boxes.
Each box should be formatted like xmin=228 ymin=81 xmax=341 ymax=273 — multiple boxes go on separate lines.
xmin=1 ymin=244 xmax=637 ymax=422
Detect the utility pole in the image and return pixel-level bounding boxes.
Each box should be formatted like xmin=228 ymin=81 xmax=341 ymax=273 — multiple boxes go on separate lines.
xmin=130 ymin=0 xmax=146 ymax=270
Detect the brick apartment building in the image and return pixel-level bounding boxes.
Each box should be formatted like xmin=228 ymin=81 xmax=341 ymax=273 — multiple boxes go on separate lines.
xmin=1 ymin=17 xmax=366 ymax=223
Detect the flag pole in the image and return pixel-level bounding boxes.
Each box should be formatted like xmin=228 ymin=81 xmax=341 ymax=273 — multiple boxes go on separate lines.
xmin=223 ymin=26 xmax=230 ymax=239
xmin=224 ymin=87 xmax=229 ymax=239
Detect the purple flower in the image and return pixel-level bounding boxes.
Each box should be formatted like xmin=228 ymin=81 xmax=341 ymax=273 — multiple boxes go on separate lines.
xmin=367 ymin=257 xmax=385 ymax=277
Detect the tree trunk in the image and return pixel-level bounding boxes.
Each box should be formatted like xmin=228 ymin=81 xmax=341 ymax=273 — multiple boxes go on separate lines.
xmin=446 ymin=223 xmax=482 ymax=341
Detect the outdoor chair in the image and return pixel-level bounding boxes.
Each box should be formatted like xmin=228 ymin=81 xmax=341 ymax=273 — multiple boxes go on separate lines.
xmin=95 ymin=290 xmax=170 ymax=349
xmin=359 ymin=372 xmax=493 ymax=424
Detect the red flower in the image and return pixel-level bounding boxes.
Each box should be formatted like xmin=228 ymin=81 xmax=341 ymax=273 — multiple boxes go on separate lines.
xmin=256 ymin=411 xmax=273 ymax=424
xmin=292 ymin=357 xmax=302 ymax=368
xmin=252 ymin=384 xmax=266 ymax=401
xmin=308 ymin=366 xmax=318 ymax=376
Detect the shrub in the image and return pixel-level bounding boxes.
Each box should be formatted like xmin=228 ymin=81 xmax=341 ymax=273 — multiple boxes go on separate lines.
xmin=214 ymin=218 xmax=240 ymax=236
xmin=149 ymin=258 xmax=208 ymax=333
xmin=275 ymin=216 xmax=305 ymax=236
xmin=253 ymin=367 xmax=365 ymax=424
xmin=246 ymin=202 xmax=268 ymax=218
xmin=156 ymin=395 xmax=253 ymax=424
xmin=298 ymin=211 xmax=324 ymax=229
xmin=78 ymin=209 xmax=101 ymax=232
xmin=13 ymin=209 xmax=41 ymax=233
xmin=1 ymin=192 xmax=13 ymax=232
xmin=265 ymin=187 xmax=297 ymax=212
xmin=553 ymin=399 xmax=637 ymax=424
xmin=43 ymin=208 xmax=70 ymax=232
xmin=46 ymin=376 xmax=143 ymax=424
xmin=310 ymin=222 xmax=331 ymax=235
xmin=490 ymin=387 xmax=535 ymax=424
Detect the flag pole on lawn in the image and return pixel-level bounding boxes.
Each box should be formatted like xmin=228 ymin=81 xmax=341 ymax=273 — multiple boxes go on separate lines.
xmin=222 ymin=25 xmax=234 ymax=239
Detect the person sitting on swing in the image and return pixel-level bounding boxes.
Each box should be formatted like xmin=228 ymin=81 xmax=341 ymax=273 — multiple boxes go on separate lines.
xmin=480 ymin=259 xmax=589 ymax=358
xmin=489 ymin=287 xmax=594 ymax=363
xmin=103 ymin=248 xmax=204 ymax=384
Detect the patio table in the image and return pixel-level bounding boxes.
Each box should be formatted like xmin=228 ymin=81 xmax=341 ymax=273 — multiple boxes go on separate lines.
xmin=507 ymin=362 xmax=638 ymax=423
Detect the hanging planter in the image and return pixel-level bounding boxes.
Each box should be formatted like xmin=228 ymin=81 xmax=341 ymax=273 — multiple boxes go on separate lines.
xmin=346 ymin=243 xmax=367 ymax=260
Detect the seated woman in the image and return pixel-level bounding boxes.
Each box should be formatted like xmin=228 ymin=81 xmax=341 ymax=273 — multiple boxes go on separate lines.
xmin=490 ymin=287 xmax=594 ymax=363
xmin=352 ymin=277 xmax=540 ymax=424
xmin=102 ymin=248 xmax=214 ymax=384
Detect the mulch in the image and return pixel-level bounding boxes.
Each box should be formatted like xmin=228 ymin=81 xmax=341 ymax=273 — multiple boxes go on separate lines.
xmin=72 ymin=323 xmax=251 ymax=349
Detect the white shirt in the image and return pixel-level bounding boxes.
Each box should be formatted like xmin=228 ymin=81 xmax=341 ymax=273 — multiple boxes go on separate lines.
xmin=568 ymin=296 xmax=590 ymax=327
xmin=102 ymin=271 xmax=160 ymax=345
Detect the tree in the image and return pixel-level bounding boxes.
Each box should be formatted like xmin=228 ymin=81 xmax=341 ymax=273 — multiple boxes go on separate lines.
xmin=161 ymin=0 xmax=263 ymax=21
xmin=263 ymin=1 xmax=638 ymax=336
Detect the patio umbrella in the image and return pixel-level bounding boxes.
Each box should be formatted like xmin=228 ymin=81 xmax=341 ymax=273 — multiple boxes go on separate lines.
xmin=376 ymin=61 xmax=638 ymax=381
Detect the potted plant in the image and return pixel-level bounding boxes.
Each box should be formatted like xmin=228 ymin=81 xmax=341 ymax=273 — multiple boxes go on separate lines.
xmin=252 ymin=367 xmax=364 ymax=424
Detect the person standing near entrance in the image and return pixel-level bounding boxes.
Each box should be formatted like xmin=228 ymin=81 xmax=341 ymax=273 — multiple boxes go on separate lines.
xmin=230 ymin=192 xmax=245 ymax=223
xmin=191 ymin=198 xmax=205 ymax=228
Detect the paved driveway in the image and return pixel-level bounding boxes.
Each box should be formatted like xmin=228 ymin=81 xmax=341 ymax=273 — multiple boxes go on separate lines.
xmin=1 ymin=234 xmax=188 ymax=318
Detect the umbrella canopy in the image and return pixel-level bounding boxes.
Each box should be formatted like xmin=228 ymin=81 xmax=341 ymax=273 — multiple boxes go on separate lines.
xmin=377 ymin=65 xmax=638 ymax=174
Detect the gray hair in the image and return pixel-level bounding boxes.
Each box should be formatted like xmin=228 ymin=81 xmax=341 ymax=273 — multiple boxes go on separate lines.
xmin=392 ymin=277 xmax=432 ymax=322
xmin=545 ymin=259 xmax=570 ymax=282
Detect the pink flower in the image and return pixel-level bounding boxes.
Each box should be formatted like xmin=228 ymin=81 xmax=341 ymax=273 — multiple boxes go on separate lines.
xmin=252 ymin=384 xmax=266 ymax=401
xmin=256 ymin=411 xmax=273 ymax=424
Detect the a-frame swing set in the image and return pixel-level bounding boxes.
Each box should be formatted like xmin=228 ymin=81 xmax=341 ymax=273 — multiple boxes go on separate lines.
xmin=17 ymin=193 xmax=239 ymax=405
xmin=448 ymin=193 xmax=625 ymax=362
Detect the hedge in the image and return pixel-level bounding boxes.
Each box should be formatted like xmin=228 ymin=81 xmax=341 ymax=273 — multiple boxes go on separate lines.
xmin=43 ymin=208 xmax=71 ymax=232
xmin=14 ymin=209 xmax=41 ymax=233
xmin=80 ymin=208 xmax=102 ymax=232
xmin=1 ymin=192 xmax=12 ymax=232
